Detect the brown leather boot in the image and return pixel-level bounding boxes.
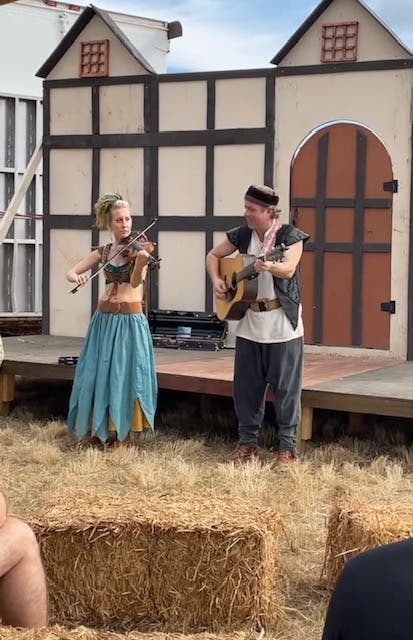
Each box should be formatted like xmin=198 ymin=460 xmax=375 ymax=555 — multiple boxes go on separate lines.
xmin=226 ymin=443 xmax=257 ymax=464
xmin=273 ymin=449 xmax=295 ymax=468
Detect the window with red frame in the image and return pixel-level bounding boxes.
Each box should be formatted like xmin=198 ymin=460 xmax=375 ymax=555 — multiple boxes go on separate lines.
xmin=321 ymin=22 xmax=359 ymax=63
xmin=79 ymin=40 xmax=109 ymax=78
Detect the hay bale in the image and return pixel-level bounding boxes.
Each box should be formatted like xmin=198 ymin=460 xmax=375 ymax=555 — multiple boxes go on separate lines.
xmin=0 ymin=626 xmax=248 ymax=640
xmin=322 ymin=495 xmax=413 ymax=590
xmin=29 ymin=490 xmax=283 ymax=632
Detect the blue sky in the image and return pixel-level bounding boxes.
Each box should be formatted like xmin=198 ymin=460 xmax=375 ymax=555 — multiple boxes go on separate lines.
xmin=94 ymin=0 xmax=413 ymax=71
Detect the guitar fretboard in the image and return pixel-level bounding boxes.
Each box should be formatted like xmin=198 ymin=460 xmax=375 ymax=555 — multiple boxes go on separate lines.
xmin=236 ymin=246 xmax=285 ymax=283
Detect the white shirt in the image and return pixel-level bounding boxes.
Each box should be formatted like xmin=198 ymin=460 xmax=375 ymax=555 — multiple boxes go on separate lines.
xmin=236 ymin=225 xmax=304 ymax=344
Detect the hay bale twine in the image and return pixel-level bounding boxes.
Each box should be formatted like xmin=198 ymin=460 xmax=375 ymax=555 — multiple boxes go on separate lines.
xmin=322 ymin=495 xmax=413 ymax=591
xmin=0 ymin=627 xmax=249 ymax=640
xmin=29 ymin=490 xmax=283 ymax=632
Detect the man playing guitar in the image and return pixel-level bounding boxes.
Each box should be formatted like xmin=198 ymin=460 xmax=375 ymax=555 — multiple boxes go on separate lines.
xmin=206 ymin=185 xmax=309 ymax=466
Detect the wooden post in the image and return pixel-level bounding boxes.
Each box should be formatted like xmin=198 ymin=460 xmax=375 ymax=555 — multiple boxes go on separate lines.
xmin=0 ymin=374 xmax=15 ymax=416
xmin=200 ymin=393 xmax=212 ymax=418
xmin=297 ymin=405 xmax=313 ymax=454
xmin=348 ymin=412 xmax=365 ymax=436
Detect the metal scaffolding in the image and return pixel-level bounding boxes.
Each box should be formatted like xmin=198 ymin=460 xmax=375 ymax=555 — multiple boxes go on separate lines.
xmin=0 ymin=94 xmax=43 ymax=315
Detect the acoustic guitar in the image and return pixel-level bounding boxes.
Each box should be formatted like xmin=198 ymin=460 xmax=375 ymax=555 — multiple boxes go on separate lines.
xmin=215 ymin=244 xmax=287 ymax=321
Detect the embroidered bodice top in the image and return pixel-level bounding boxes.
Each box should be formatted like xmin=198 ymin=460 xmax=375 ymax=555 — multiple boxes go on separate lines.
xmin=98 ymin=243 xmax=134 ymax=285
xmin=103 ymin=260 xmax=134 ymax=285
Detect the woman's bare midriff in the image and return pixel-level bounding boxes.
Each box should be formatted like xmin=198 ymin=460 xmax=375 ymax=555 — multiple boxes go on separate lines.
xmin=100 ymin=281 xmax=144 ymax=304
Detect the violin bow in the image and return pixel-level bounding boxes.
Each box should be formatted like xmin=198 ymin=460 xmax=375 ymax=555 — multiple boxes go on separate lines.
xmin=70 ymin=218 xmax=158 ymax=294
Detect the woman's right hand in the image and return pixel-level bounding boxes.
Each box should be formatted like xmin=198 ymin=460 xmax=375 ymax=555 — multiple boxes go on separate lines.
xmin=67 ymin=271 xmax=89 ymax=286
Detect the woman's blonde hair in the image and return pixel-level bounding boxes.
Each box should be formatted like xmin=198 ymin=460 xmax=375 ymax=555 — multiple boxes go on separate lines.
xmin=94 ymin=193 xmax=129 ymax=230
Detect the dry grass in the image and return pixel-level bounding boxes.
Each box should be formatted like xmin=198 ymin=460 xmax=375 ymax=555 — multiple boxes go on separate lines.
xmin=0 ymin=627 xmax=250 ymax=640
xmin=1 ymin=413 xmax=413 ymax=639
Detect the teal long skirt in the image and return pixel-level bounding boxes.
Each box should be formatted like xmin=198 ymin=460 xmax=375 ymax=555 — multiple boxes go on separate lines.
xmin=67 ymin=311 xmax=157 ymax=442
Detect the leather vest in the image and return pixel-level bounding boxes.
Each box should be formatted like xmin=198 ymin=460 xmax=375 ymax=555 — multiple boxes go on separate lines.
xmin=226 ymin=224 xmax=309 ymax=329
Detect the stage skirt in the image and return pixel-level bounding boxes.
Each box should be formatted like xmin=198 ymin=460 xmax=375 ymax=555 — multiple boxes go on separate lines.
xmin=67 ymin=309 xmax=157 ymax=442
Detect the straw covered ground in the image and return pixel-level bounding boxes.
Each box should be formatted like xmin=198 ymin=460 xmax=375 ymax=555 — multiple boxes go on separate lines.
xmin=1 ymin=403 xmax=413 ymax=639
xmin=0 ymin=628 xmax=249 ymax=640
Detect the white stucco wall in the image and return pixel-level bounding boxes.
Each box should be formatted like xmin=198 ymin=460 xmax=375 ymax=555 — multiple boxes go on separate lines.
xmin=49 ymin=148 xmax=92 ymax=215
xmin=48 ymin=15 xmax=149 ymax=80
xmin=100 ymin=84 xmax=145 ymax=134
xmin=158 ymin=147 xmax=206 ymax=215
xmin=280 ymin=0 xmax=410 ymax=66
xmin=49 ymin=229 xmax=91 ymax=336
xmin=215 ymin=78 xmax=266 ymax=129
xmin=50 ymin=86 xmax=91 ymax=135
xmin=159 ymin=82 xmax=207 ymax=131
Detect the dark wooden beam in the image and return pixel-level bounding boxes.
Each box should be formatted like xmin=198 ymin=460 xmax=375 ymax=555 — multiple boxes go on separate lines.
xmin=43 ymin=58 xmax=413 ymax=91
xmin=313 ymin=133 xmax=328 ymax=344
xmin=44 ymin=215 xmax=245 ymax=231
xmin=44 ymin=128 xmax=271 ymax=149
xmin=42 ymin=87 xmax=50 ymax=334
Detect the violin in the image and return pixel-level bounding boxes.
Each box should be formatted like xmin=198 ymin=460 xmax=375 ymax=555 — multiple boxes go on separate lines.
xmin=118 ymin=232 xmax=161 ymax=270
xmin=70 ymin=218 xmax=160 ymax=294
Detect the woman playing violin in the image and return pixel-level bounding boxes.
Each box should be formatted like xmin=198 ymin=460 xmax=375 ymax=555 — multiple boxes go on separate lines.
xmin=66 ymin=192 xmax=157 ymax=447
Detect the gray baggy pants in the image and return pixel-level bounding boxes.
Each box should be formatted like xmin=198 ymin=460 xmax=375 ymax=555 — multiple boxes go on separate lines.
xmin=233 ymin=336 xmax=303 ymax=453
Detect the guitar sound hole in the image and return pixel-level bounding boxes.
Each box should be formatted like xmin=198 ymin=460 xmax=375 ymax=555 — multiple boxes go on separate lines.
xmin=224 ymin=273 xmax=237 ymax=301
xmin=225 ymin=287 xmax=236 ymax=301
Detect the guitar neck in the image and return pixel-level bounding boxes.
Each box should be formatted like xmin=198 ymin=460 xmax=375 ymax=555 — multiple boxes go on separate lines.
xmin=236 ymin=244 xmax=288 ymax=283
xmin=236 ymin=250 xmax=274 ymax=283
xmin=236 ymin=262 xmax=256 ymax=283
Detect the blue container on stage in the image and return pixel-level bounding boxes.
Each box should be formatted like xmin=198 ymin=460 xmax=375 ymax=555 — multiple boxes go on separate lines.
xmin=176 ymin=326 xmax=192 ymax=337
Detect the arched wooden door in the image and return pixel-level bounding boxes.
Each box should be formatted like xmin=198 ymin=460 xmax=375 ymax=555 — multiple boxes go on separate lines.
xmin=291 ymin=123 xmax=394 ymax=350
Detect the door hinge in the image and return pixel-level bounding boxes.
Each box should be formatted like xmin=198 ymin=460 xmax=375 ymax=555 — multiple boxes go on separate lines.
xmin=383 ymin=179 xmax=398 ymax=193
xmin=380 ymin=300 xmax=396 ymax=314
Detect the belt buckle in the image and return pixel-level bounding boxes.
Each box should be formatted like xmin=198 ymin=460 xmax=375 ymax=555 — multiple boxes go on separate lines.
xmin=258 ymin=300 xmax=267 ymax=312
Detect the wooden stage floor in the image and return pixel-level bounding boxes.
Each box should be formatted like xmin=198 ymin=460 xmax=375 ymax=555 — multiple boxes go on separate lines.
xmin=1 ymin=335 xmax=413 ymax=443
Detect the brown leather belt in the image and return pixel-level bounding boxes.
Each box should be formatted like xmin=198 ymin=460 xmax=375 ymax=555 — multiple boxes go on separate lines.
xmin=97 ymin=300 xmax=142 ymax=314
xmin=249 ymin=298 xmax=281 ymax=313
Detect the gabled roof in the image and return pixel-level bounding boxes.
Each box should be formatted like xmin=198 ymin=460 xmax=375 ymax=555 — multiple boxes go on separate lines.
xmin=36 ymin=4 xmax=157 ymax=78
xmin=270 ymin=0 xmax=412 ymax=66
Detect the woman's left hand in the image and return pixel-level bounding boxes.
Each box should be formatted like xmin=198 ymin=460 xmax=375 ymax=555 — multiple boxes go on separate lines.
xmin=135 ymin=249 xmax=151 ymax=264
xmin=122 ymin=246 xmax=150 ymax=259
